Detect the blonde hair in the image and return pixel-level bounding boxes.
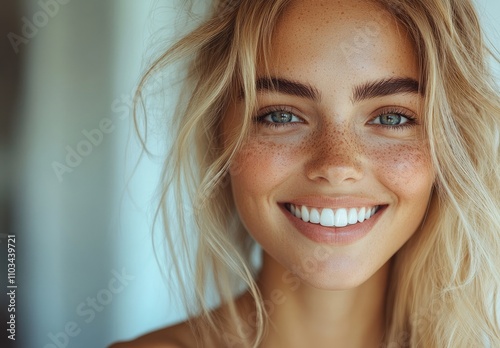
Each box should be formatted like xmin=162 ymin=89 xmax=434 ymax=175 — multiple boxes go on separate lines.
xmin=135 ymin=0 xmax=500 ymax=346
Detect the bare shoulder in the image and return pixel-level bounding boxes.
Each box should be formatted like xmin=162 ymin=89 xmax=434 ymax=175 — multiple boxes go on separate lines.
xmin=109 ymin=293 xmax=253 ymax=348
xmin=109 ymin=320 xmax=196 ymax=348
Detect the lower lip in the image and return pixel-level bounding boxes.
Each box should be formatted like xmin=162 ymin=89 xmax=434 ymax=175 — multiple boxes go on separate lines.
xmin=281 ymin=205 xmax=387 ymax=245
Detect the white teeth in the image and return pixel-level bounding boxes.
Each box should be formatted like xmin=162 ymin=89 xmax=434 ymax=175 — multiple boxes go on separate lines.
xmin=288 ymin=204 xmax=381 ymax=227
xmin=365 ymin=208 xmax=372 ymax=219
xmin=348 ymin=208 xmax=358 ymax=225
xmin=335 ymin=208 xmax=348 ymax=227
xmin=358 ymin=207 xmax=366 ymax=223
xmin=295 ymin=207 xmax=301 ymax=219
xmin=310 ymin=208 xmax=320 ymax=223
xmin=320 ymin=208 xmax=335 ymax=227
xmin=301 ymin=205 xmax=310 ymax=222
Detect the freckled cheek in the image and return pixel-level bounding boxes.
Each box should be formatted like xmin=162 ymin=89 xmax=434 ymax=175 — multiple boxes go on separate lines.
xmin=367 ymin=142 xmax=434 ymax=199
xmin=229 ymin=140 xmax=300 ymax=193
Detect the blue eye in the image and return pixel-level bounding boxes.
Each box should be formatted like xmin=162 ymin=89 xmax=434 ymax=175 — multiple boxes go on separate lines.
xmin=255 ymin=109 xmax=303 ymax=128
xmin=369 ymin=110 xmax=417 ymax=129
xmin=373 ymin=113 xmax=407 ymax=125
xmin=266 ymin=111 xmax=301 ymax=123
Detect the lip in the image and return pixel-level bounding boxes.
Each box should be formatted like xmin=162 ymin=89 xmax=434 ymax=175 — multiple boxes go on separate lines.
xmin=280 ymin=202 xmax=388 ymax=245
xmin=285 ymin=196 xmax=383 ymax=210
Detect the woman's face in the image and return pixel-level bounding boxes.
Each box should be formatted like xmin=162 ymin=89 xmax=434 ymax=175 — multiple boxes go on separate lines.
xmin=225 ymin=0 xmax=435 ymax=289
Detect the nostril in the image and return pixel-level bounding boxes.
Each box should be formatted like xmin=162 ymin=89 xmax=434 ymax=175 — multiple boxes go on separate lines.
xmin=305 ymin=127 xmax=364 ymax=183
xmin=305 ymin=159 xmax=364 ymax=184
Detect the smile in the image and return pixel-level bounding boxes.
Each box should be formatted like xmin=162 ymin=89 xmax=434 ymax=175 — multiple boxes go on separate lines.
xmin=285 ymin=203 xmax=381 ymax=228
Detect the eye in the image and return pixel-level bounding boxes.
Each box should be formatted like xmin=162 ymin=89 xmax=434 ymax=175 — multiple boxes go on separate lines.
xmin=255 ymin=108 xmax=304 ymax=128
xmin=371 ymin=113 xmax=407 ymax=126
xmin=263 ymin=111 xmax=301 ymax=123
xmin=368 ymin=108 xmax=418 ymax=130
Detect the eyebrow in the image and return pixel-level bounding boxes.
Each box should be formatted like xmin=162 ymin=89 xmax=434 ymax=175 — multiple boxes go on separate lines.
xmin=352 ymin=77 xmax=421 ymax=103
xmin=255 ymin=77 xmax=320 ymax=101
xmin=251 ymin=76 xmax=421 ymax=103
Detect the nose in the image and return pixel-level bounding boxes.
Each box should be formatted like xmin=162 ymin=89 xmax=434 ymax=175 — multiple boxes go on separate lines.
xmin=305 ymin=124 xmax=364 ymax=184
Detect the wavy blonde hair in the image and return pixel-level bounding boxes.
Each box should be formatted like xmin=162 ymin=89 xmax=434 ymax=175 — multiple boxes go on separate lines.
xmin=135 ymin=0 xmax=500 ymax=346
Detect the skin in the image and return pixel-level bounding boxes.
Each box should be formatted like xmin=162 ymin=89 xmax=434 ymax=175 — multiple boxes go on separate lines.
xmin=228 ymin=4 xmax=431 ymax=289
xmin=111 ymin=0 xmax=435 ymax=347
xmin=225 ymin=0 xmax=435 ymax=347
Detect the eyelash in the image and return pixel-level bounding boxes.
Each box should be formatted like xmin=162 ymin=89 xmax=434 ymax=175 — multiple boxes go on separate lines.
xmin=254 ymin=106 xmax=302 ymax=129
xmin=254 ymin=106 xmax=418 ymax=130
xmin=369 ymin=107 xmax=419 ymax=131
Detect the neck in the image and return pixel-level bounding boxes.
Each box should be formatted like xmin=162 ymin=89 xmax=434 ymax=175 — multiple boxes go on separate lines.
xmin=253 ymin=252 xmax=389 ymax=348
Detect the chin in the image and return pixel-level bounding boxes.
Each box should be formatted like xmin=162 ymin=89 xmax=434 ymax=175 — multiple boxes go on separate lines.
xmin=289 ymin=257 xmax=389 ymax=291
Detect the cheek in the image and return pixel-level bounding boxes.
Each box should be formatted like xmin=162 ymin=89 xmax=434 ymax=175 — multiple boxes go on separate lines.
xmin=228 ymin=138 xmax=301 ymax=241
xmin=229 ymin=138 xmax=300 ymax=194
xmin=366 ymin=140 xmax=434 ymax=200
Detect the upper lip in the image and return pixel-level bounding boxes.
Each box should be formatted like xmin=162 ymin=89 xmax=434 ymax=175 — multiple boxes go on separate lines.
xmin=281 ymin=196 xmax=387 ymax=209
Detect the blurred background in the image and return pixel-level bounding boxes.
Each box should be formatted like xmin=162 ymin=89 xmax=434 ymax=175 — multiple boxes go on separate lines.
xmin=0 ymin=0 xmax=499 ymax=347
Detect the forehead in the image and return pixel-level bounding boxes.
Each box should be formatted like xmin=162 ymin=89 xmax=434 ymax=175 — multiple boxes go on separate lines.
xmin=263 ymin=0 xmax=419 ymax=94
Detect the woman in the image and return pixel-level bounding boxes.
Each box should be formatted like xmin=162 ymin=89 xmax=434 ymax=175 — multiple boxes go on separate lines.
xmin=112 ymin=0 xmax=500 ymax=347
